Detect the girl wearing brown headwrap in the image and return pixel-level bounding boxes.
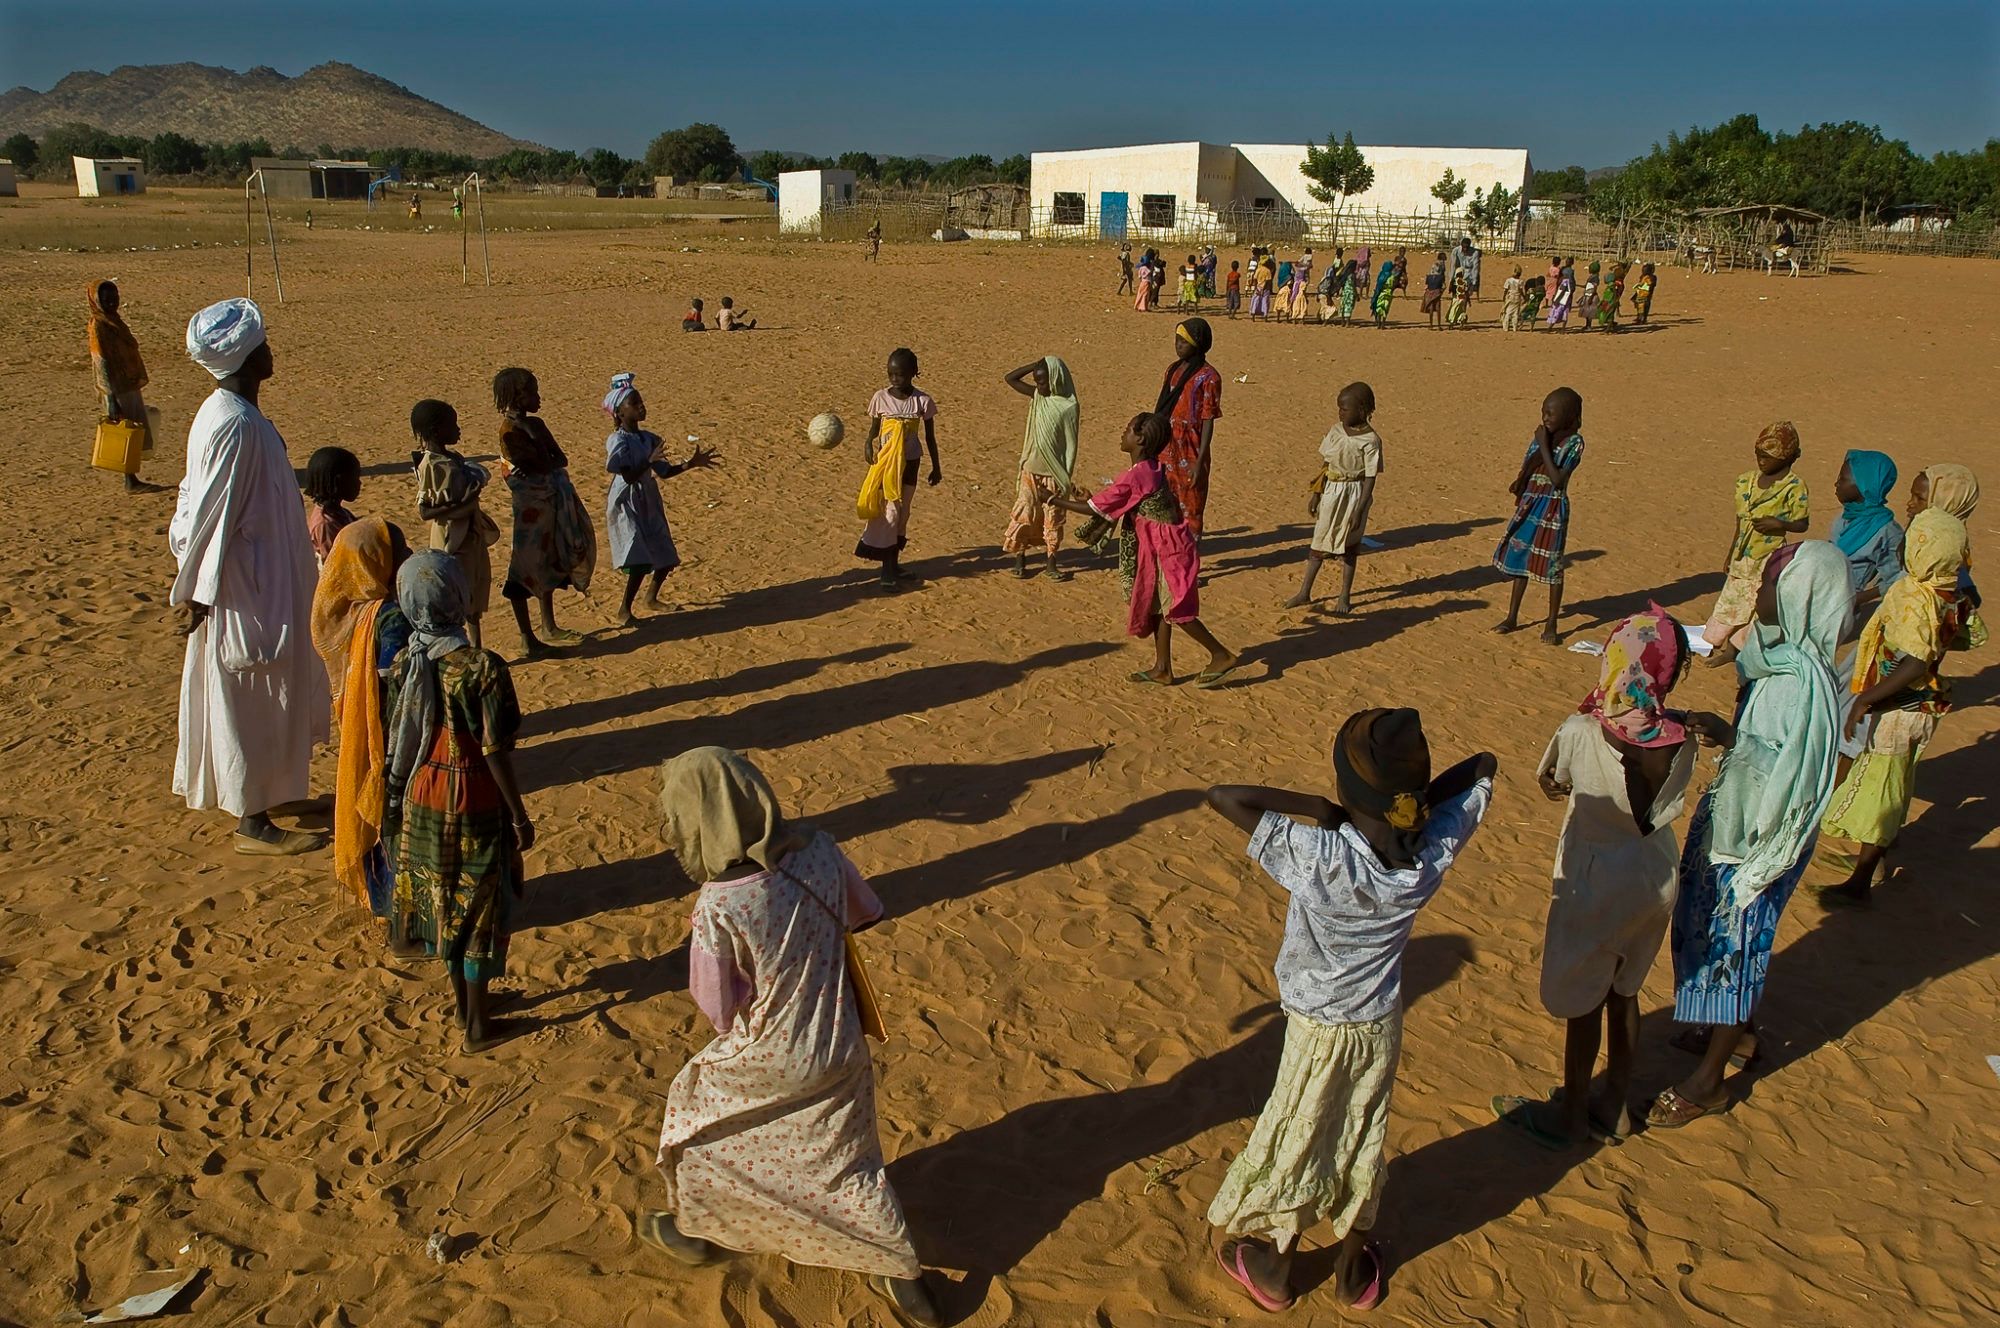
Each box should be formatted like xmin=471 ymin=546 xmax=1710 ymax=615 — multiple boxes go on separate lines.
xmin=87 ymin=280 xmax=151 ymax=491
xmin=1202 ymin=714 xmax=1498 ymax=1313
xmin=1701 ymin=421 xmax=1810 ymax=664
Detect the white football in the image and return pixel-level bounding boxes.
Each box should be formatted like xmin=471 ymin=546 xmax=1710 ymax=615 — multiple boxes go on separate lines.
xmin=807 ymin=411 xmax=845 ymax=450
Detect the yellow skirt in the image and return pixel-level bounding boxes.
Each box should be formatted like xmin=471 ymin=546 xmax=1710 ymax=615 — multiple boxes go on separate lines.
xmin=1821 ymin=709 xmax=1938 ymax=847
xmin=1207 ymin=1009 xmax=1402 ymax=1249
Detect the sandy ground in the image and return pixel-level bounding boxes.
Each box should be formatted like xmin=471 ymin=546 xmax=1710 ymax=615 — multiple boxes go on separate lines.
xmin=2 ymin=193 xmax=1998 ymax=1327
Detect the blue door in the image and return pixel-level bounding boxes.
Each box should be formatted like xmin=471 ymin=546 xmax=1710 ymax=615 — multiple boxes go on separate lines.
xmin=1100 ymin=191 xmax=1127 ymax=239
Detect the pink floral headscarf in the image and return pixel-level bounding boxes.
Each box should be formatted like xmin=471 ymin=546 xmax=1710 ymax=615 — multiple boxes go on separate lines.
xmin=1579 ymin=604 xmax=1688 ymax=748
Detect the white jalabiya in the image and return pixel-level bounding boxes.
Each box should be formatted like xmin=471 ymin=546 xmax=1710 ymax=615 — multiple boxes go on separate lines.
xmin=169 ymin=389 xmax=328 ymax=816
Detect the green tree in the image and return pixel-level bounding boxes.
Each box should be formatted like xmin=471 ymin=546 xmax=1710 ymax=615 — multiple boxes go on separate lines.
xmin=1529 ymin=165 xmax=1586 ymax=197
xmin=836 ymin=151 xmax=880 ymax=179
xmin=1430 ymin=167 xmax=1468 ymax=213
xmin=1 ymin=132 xmax=38 ymax=172
xmin=996 ymin=153 xmax=1030 ymax=185
xmin=644 ymin=122 xmax=741 ymax=182
xmin=1465 ymin=183 xmax=1520 ymax=240
xmin=877 ymin=156 xmax=932 ymax=187
xmin=932 ymin=154 xmax=998 ymax=187
xmin=1299 ymin=131 xmax=1374 ymax=238
xmin=144 ymin=131 xmax=205 ymax=176
xmin=581 ymin=147 xmax=635 ymax=188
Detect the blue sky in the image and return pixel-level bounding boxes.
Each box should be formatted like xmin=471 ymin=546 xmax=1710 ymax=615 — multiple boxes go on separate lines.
xmin=4 ymin=1 xmax=1995 ymax=166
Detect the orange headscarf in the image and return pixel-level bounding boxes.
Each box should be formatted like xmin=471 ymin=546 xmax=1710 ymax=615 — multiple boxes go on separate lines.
xmin=313 ymin=519 xmax=401 ymax=906
xmin=86 ymin=282 xmax=149 ymax=397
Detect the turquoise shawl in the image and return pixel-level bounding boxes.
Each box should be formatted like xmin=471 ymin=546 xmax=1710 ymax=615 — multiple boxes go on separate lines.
xmin=1707 ymin=541 xmax=1849 ymax=907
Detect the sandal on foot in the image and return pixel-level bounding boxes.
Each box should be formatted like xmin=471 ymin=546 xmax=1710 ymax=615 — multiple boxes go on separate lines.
xmin=233 ymin=828 xmax=325 ymax=856
xmin=1349 ymin=1241 xmax=1386 ymax=1311
xmin=1195 ymin=660 xmax=1246 ymax=690
xmin=1013 ymin=564 xmax=1035 ymax=580
xmin=1645 ymin=1086 xmax=1728 ymax=1130
xmin=1214 ymin=1240 xmax=1294 ymax=1313
xmin=1046 ymin=566 xmax=1072 ymax=582
xmin=1129 ymin=670 xmax=1174 ymax=685
xmin=636 ymin=1211 xmax=722 ymax=1267
xmin=866 ymin=1274 xmax=943 ymax=1328
xmin=1492 ymin=1094 xmax=1576 ymax=1151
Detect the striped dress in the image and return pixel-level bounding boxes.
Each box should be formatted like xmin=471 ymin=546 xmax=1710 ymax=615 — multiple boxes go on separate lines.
xmin=1493 ymin=433 xmax=1584 ymax=585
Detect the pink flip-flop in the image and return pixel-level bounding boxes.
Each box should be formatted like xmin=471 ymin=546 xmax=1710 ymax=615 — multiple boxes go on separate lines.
xmin=1349 ymin=1242 xmax=1385 ymax=1311
xmin=1215 ymin=1240 xmax=1295 ymax=1313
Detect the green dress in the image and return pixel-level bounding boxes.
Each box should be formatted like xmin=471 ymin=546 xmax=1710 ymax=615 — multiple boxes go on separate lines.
xmin=385 ymin=646 xmax=522 ymax=980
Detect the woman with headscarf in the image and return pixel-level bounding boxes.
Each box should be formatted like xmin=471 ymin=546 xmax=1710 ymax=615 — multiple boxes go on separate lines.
xmin=1496 ymin=608 xmax=1697 ymax=1148
xmin=601 ymin=372 xmax=720 ymax=625
xmin=87 ymin=280 xmax=151 ymax=492
xmin=1830 ymin=449 xmax=1904 ymax=616
xmin=1907 ymin=462 xmax=1982 ymax=601
xmin=1370 ymin=252 xmax=1398 ymax=327
xmin=312 ymin=518 xmax=412 ymax=916
xmin=644 ymin=747 xmax=941 ymax=1328
xmin=999 ymin=355 xmax=1081 ymax=580
xmin=492 ymin=366 xmax=596 ymax=657
xmin=1651 ymin=541 xmax=1850 ymax=1127
xmin=383 ymin=552 xmax=531 ymax=1053
xmin=1820 ymin=509 xmax=1983 ymax=906
xmin=1701 ymin=422 xmax=1810 ymax=664
xmin=1202 ymin=711 xmax=1496 ymax=1312
xmin=1156 ymin=317 xmax=1222 ymax=541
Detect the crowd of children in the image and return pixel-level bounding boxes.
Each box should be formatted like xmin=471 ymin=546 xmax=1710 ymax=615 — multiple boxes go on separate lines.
xmin=135 ymin=259 xmax=1982 ymax=1326
xmin=1118 ymin=239 xmax=1662 ymax=333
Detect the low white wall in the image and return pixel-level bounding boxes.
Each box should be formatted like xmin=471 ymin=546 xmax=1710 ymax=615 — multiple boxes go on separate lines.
xmin=1234 ymin=143 xmax=1531 ymax=222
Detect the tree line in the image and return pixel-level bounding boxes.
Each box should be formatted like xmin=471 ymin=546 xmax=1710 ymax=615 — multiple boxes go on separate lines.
xmin=11 ymin=113 xmax=1994 ymax=222
xmin=1533 ymin=115 xmax=1998 ymax=224
xmin=2 ymin=119 xmax=1034 ymax=193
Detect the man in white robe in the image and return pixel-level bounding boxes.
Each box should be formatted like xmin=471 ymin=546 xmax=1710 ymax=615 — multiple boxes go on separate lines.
xmin=170 ymin=298 xmax=329 ymax=854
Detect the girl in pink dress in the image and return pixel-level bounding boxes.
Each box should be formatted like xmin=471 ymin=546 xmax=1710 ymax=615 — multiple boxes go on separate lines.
xmin=1052 ymin=413 xmax=1242 ymax=688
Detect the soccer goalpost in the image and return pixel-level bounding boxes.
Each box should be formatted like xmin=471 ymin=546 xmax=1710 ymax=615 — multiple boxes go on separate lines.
xmin=460 ymin=173 xmax=491 ymax=286
xmin=244 ymin=169 xmax=285 ymax=303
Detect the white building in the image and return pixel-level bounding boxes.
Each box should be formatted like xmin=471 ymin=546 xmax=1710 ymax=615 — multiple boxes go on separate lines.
xmin=74 ymin=156 xmax=147 ymax=197
xmin=0 ymin=160 xmax=17 ymax=197
xmin=777 ymin=168 xmax=856 ymax=234
xmin=1030 ymin=141 xmax=1531 ymax=242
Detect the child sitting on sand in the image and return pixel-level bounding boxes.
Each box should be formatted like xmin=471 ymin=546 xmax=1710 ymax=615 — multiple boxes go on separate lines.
xmin=1203 ymin=710 xmax=1496 ymax=1314
xmin=412 ymin=399 xmax=499 ymax=649
xmin=1493 ymin=387 xmax=1586 ymax=643
xmin=1495 ymin=608 xmax=1699 ymax=1148
xmin=682 ymin=298 xmax=707 ymax=332
xmin=1288 ymin=382 xmax=1382 ymax=614
xmin=602 ymin=373 xmax=720 ymax=625
xmin=856 ymin=348 xmax=942 ymax=587
xmin=1048 ymin=412 xmax=1241 ymax=688
xmin=718 ymin=297 xmax=755 ymax=331
xmin=304 ymin=446 xmax=362 ymax=565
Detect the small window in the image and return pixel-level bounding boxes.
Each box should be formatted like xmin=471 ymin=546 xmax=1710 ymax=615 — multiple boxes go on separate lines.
xmin=1141 ymin=194 xmax=1176 ymax=228
xmin=1253 ymin=196 xmax=1276 ymax=211
xmin=1052 ymin=191 xmax=1085 ymax=225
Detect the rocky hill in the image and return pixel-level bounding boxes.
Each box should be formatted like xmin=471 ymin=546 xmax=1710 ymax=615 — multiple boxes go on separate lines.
xmin=0 ymin=61 xmax=542 ymax=155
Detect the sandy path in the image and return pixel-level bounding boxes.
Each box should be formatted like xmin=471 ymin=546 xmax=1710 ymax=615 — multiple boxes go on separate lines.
xmin=1 ymin=204 xmax=1996 ymax=1326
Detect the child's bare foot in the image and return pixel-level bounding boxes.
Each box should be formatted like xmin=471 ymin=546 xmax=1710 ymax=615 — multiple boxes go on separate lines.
xmin=1280 ymin=591 xmax=1312 ymax=609
xmin=462 ymin=1018 xmax=524 ymax=1054
xmin=1492 ymin=617 xmax=1522 ymax=635
xmin=1541 ymin=624 xmax=1562 ymax=645
xmin=643 ymin=592 xmax=670 ymax=611
xmin=1331 ymin=595 xmax=1353 ymax=615
xmin=617 ymin=611 xmax=638 ymax=628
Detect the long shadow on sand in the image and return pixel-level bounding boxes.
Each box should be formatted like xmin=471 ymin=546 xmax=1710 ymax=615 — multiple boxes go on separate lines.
xmin=1378 ymin=676 xmax=2000 ymax=1280
xmin=521 ymin=643 xmax=910 ymax=739
xmin=1204 ymin=516 xmax=1506 ymax=584
xmin=1562 ymin=568 xmax=1726 ymax=630
xmin=816 ymin=747 xmax=1108 ymax=844
xmin=1257 ymin=597 xmax=1487 ymax=683
xmin=519 ymin=640 xmax=1117 ymax=794
xmin=866 ymin=787 xmax=1203 ymax=920
xmin=892 ymin=934 xmax=1468 ymax=1281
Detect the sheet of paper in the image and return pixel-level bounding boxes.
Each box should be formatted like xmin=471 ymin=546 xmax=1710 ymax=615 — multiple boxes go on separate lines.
xmin=84 ymin=1269 xmax=200 ymax=1323
xmin=1687 ymin=636 xmax=1715 ymax=657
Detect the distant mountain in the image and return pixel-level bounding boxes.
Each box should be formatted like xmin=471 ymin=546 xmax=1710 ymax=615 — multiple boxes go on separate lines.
xmin=0 ymin=61 xmax=543 ymax=156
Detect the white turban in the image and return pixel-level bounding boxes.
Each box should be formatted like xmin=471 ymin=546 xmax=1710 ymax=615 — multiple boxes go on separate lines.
xmin=185 ymin=298 xmax=266 ymax=379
